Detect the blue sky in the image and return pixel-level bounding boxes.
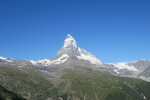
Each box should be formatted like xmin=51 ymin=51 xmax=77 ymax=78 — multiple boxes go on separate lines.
xmin=0 ymin=0 xmax=150 ymax=63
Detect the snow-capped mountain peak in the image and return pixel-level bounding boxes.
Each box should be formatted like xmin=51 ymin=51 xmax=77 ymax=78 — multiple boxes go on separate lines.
xmin=32 ymin=34 xmax=104 ymax=66
xmin=56 ymin=34 xmax=104 ymax=65
xmin=62 ymin=34 xmax=77 ymax=50
xmin=57 ymin=34 xmax=78 ymax=57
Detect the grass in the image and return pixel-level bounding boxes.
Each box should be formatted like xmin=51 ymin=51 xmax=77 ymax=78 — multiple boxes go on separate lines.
xmin=0 ymin=85 xmax=26 ymax=100
xmin=57 ymin=66 xmax=150 ymax=100
xmin=0 ymin=66 xmax=59 ymax=100
xmin=0 ymin=65 xmax=150 ymax=100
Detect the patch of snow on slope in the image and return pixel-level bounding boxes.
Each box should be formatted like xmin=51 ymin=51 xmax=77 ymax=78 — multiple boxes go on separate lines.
xmin=50 ymin=54 xmax=69 ymax=65
xmin=0 ymin=56 xmax=12 ymax=62
xmin=76 ymin=53 xmax=103 ymax=65
xmin=0 ymin=57 xmax=7 ymax=60
xmin=141 ymin=93 xmax=147 ymax=100
xmin=32 ymin=54 xmax=69 ymax=66
xmin=30 ymin=60 xmax=37 ymax=65
xmin=113 ymin=69 xmax=120 ymax=74
xmin=139 ymin=76 xmax=150 ymax=82
xmin=112 ymin=63 xmax=138 ymax=72
xmin=78 ymin=47 xmax=82 ymax=52
xmin=35 ymin=59 xmax=49 ymax=65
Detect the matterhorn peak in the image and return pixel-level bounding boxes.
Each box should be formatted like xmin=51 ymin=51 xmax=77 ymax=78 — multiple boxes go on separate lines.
xmin=56 ymin=34 xmax=78 ymax=57
xmin=56 ymin=34 xmax=103 ymax=65
xmin=66 ymin=34 xmax=73 ymax=39
xmin=31 ymin=34 xmax=103 ymax=67
xmin=62 ymin=34 xmax=77 ymax=49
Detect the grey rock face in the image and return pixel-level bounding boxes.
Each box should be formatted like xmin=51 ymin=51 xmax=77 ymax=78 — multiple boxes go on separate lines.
xmin=128 ymin=60 xmax=150 ymax=72
xmin=108 ymin=60 xmax=150 ymax=81
xmin=0 ymin=57 xmax=33 ymax=68
xmin=57 ymin=34 xmax=79 ymax=57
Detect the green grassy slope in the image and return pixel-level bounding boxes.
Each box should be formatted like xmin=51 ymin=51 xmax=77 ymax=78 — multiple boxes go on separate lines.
xmin=0 ymin=66 xmax=59 ymax=100
xmin=0 ymin=85 xmax=25 ymax=100
xmin=57 ymin=66 xmax=150 ymax=100
xmin=1 ymin=65 xmax=150 ymax=100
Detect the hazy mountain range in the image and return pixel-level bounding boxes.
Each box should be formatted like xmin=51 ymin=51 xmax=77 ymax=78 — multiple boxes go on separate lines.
xmin=0 ymin=34 xmax=150 ymax=100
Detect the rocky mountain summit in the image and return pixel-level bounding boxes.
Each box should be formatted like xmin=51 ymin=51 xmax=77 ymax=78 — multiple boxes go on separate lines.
xmin=31 ymin=34 xmax=104 ymax=67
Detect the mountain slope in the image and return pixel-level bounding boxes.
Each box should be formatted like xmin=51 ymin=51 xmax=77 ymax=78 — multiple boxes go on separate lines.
xmin=1 ymin=63 xmax=150 ymax=100
xmin=56 ymin=66 xmax=150 ymax=100
xmin=108 ymin=60 xmax=150 ymax=81
xmin=0 ymin=65 xmax=60 ymax=100
xmin=0 ymin=85 xmax=25 ymax=100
